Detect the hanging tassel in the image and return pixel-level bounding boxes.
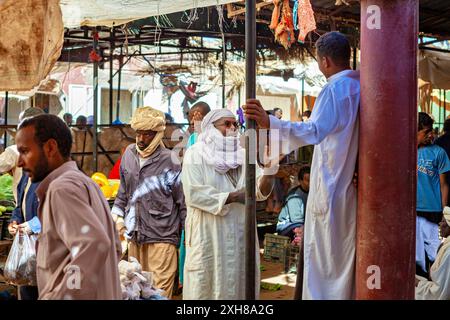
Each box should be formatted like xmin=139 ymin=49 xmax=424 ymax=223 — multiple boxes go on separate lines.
xmin=269 ymin=0 xmax=281 ymax=30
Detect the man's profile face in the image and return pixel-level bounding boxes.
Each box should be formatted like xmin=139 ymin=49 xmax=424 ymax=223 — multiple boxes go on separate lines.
xmin=16 ymin=126 xmax=51 ymax=182
xmin=274 ymin=109 xmax=283 ymax=119
xmin=135 ymin=130 xmax=157 ymax=150
xmin=417 ymin=127 xmax=433 ymax=146
xmin=300 ymin=173 xmax=310 ymax=192
xmin=439 ymin=217 xmax=450 ymax=238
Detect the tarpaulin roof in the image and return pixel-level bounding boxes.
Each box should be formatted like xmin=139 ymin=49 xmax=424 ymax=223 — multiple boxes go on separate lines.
xmin=60 ymin=0 xmax=238 ymax=28
xmin=419 ymin=49 xmax=450 ymax=90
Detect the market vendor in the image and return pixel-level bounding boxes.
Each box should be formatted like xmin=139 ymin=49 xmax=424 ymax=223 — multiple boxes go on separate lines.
xmin=111 ymin=106 xmax=186 ymax=298
xmin=0 ymin=107 xmax=44 ymax=202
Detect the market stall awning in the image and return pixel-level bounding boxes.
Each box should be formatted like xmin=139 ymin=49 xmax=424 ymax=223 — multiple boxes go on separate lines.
xmin=60 ymin=0 xmax=239 ymax=28
xmin=419 ymin=49 xmax=450 ymax=90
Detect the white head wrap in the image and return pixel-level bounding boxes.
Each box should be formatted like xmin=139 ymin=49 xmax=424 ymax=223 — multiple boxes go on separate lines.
xmin=197 ymin=109 xmax=243 ymax=174
xmin=130 ymin=107 xmax=166 ymax=158
xmin=443 ymin=206 xmax=450 ymax=226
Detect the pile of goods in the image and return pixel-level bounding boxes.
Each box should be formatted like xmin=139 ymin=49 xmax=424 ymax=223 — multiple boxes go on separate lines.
xmin=91 ymin=172 xmax=120 ymax=200
xmin=118 ymin=257 xmax=166 ymax=300
xmin=0 ymin=174 xmax=14 ymax=203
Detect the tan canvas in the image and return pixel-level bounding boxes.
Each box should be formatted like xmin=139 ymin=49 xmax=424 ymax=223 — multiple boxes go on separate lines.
xmin=0 ymin=0 xmax=63 ymax=91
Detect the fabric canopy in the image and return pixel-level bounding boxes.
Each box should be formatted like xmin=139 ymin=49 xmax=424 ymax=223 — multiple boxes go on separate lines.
xmin=60 ymin=0 xmax=238 ymax=28
xmin=419 ymin=49 xmax=450 ymax=90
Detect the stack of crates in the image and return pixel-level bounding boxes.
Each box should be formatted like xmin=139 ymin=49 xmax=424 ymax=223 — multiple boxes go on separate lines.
xmin=263 ymin=234 xmax=290 ymax=263
xmin=284 ymin=243 xmax=300 ymax=273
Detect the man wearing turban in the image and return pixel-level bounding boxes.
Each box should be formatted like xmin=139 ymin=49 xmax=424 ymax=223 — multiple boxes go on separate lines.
xmin=181 ymin=109 xmax=275 ymax=299
xmin=111 ymin=107 xmax=186 ymax=298
xmin=415 ymin=208 xmax=450 ymax=300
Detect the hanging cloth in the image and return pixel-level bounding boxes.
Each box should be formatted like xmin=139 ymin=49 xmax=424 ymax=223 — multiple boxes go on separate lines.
xmin=297 ymin=0 xmax=317 ymax=43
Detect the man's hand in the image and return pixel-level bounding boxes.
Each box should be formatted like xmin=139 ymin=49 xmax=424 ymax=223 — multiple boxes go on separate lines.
xmin=226 ymin=190 xmax=245 ymax=204
xmin=18 ymin=222 xmax=32 ymax=235
xmin=8 ymin=221 xmax=18 ymax=236
xmin=243 ymin=99 xmax=270 ymax=129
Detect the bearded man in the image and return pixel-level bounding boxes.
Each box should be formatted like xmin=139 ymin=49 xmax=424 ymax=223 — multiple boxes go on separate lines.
xmin=181 ymin=109 xmax=274 ymax=300
xmin=112 ymin=107 xmax=186 ymax=298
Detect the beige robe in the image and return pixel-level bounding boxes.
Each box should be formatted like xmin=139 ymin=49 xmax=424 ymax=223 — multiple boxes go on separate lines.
xmin=36 ymin=161 xmax=121 ymax=300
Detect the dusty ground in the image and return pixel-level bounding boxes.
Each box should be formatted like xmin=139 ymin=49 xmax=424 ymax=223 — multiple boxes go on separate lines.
xmin=173 ymin=253 xmax=296 ymax=300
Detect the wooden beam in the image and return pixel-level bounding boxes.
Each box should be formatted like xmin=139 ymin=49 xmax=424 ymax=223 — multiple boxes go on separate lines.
xmin=226 ymin=0 xmax=273 ymax=18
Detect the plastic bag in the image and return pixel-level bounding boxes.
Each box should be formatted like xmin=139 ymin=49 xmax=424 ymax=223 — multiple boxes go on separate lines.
xmin=3 ymin=232 xmax=37 ymax=286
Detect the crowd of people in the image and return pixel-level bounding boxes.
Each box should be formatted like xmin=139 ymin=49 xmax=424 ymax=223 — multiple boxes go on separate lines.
xmin=0 ymin=31 xmax=449 ymax=300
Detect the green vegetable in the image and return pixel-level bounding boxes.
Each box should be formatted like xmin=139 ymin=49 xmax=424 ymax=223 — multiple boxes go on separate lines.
xmin=260 ymin=283 xmax=282 ymax=291
xmin=0 ymin=205 xmax=6 ymax=212
xmin=0 ymin=174 xmax=14 ymax=201
xmin=6 ymin=206 xmax=15 ymax=212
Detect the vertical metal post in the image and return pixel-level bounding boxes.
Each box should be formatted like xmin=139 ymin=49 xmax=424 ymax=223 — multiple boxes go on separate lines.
xmin=4 ymin=91 xmax=8 ymax=148
xmin=301 ymin=77 xmax=305 ymax=114
xmin=109 ymin=28 xmax=114 ymax=125
xmin=222 ymin=37 xmax=226 ymax=109
xmin=444 ymin=90 xmax=447 ymax=121
xmin=93 ymin=27 xmax=99 ymax=172
xmin=116 ymin=47 xmax=123 ymax=121
xmin=439 ymin=89 xmax=442 ymax=130
xmin=245 ymin=0 xmax=256 ymax=300
xmin=357 ymin=0 xmax=417 ymax=299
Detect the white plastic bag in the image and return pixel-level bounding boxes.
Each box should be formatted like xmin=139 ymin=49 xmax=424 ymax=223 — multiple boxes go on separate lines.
xmin=4 ymin=232 xmax=37 ymax=286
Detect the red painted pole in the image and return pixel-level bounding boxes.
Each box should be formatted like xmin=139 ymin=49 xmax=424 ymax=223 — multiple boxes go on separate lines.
xmin=357 ymin=0 xmax=418 ymax=299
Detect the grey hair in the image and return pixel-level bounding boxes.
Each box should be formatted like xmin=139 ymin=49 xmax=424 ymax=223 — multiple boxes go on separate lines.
xmin=316 ymin=31 xmax=351 ymax=67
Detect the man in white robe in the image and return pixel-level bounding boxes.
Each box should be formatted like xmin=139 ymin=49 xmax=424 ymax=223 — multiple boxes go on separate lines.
xmin=243 ymin=31 xmax=360 ymax=299
xmin=415 ymin=209 xmax=450 ymax=300
xmin=181 ymin=109 xmax=274 ymax=300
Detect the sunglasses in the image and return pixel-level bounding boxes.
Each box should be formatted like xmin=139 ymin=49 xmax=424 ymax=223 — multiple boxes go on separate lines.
xmin=215 ymin=120 xmax=239 ymax=128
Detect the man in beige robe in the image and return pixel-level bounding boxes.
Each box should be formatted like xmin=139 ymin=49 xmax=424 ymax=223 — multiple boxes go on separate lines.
xmin=15 ymin=114 xmax=121 ymax=300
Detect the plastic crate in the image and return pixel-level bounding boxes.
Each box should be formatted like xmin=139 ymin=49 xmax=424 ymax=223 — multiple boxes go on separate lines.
xmin=284 ymin=244 xmax=300 ymax=273
xmin=263 ymin=234 xmax=290 ymax=263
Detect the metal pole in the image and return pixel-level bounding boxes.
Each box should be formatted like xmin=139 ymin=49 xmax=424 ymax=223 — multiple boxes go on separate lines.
xmin=357 ymin=0 xmax=417 ymax=299
xmin=444 ymin=90 xmax=447 ymax=121
xmin=301 ymin=77 xmax=305 ymax=114
xmin=245 ymin=0 xmax=256 ymax=300
xmin=222 ymin=37 xmax=226 ymax=109
xmin=93 ymin=27 xmax=99 ymax=172
xmin=109 ymin=28 xmax=114 ymax=125
xmin=4 ymin=91 xmax=8 ymax=148
xmin=116 ymin=47 xmax=123 ymax=121
xmin=439 ymin=89 xmax=442 ymax=130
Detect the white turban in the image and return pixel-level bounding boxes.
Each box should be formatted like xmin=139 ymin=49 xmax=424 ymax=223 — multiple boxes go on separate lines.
xmin=444 ymin=206 xmax=450 ymax=226
xmin=200 ymin=109 xmax=235 ymax=133
xmin=130 ymin=107 xmax=166 ymax=158
xmin=197 ymin=109 xmax=243 ymax=174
